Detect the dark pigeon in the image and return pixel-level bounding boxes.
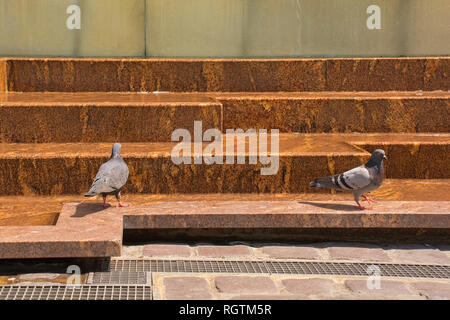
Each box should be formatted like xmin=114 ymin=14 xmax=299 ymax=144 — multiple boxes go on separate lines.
xmin=85 ymin=143 xmax=129 ymax=208
xmin=310 ymin=149 xmax=387 ymax=210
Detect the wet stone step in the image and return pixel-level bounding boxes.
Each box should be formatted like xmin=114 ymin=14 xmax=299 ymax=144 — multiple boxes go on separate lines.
xmin=2 ymin=57 xmax=448 ymax=92
xmin=0 ymin=134 xmax=448 ymax=195
xmin=1 ymin=91 xmax=448 ymax=144
xmin=0 ymin=92 xmax=221 ymax=143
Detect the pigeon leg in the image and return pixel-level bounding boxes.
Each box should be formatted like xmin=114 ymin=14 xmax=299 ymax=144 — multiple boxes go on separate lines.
xmin=362 ymin=195 xmax=376 ymax=204
xmin=355 ymin=201 xmax=368 ymax=210
xmin=102 ymin=195 xmax=107 ymax=208
xmin=115 ymin=192 xmax=129 ymax=208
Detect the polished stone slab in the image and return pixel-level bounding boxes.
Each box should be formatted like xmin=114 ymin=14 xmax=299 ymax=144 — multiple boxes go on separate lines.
xmin=0 ymin=201 xmax=448 ymax=259
xmin=122 ymin=201 xmax=450 ymax=229
xmin=2 ymin=180 xmax=450 ymax=226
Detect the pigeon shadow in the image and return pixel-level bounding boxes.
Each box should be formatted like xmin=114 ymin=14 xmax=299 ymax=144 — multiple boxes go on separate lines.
xmin=297 ymin=201 xmax=359 ymax=211
xmin=72 ymin=202 xmax=112 ymax=218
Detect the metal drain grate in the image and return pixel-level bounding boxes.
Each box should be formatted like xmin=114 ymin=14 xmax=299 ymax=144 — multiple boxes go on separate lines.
xmin=0 ymin=285 xmax=152 ymax=300
xmin=87 ymin=271 xmax=149 ymax=285
xmin=109 ymin=259 xmax=450 ymax=279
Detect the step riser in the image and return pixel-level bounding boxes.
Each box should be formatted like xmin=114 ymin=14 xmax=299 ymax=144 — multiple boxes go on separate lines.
xmin=0 ymin=155 xmax=366 ymax=195
xmin=0 ymin=105 xmax=221 ymax=143
xmin=4 ymin=58 xmax=448 ymax=92
xmin=1 ymin=151 xmax=448 ymax=196
xmin=359 ymin=144 xmax=450 ymax=180
xmin=222 ymin=98 xmax=450 ymax=134
xmin=124 ymin=228 xmax=450 ymax=244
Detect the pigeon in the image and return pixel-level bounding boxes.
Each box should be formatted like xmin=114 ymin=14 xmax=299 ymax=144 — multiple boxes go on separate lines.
xmin=309 ymin=149 xmax=387 ymax=210
xmin=85 ymin=143 xmax=129 ymax=208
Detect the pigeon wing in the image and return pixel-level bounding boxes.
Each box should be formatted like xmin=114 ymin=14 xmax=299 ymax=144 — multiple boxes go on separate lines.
xmin=87 ymin=159 xmax=128 ymax=195
xmin=105 ymin=159 xmax=129 ymax=191
xmin=341 ymin=165 xmax=372 ymax=191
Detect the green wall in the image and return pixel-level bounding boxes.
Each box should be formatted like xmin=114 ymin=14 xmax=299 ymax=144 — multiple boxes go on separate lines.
xmin=0 ymin=0 xmax=448 ymax=57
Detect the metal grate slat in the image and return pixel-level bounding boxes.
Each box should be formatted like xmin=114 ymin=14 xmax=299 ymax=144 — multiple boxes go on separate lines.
xmin=87 ymin=271 xmax=148 ymax=285
xmin=107 ymin=259 xmax=450 ymax=279
xmin=0 ymin=285 xmax=152 ymax=300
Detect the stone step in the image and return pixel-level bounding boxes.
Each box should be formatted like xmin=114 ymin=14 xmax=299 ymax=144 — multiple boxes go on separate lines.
xmin=2 ymin=57 xmax=448 ymax=92
xmin=2 ymin=180 xmax=449 ymax=226
xmin=0 ymin=133 xmax=448 ymax=195
xmin=1 ymin=200 xmax=449 ymax=259
xmin=0 ymin=92 xmax=221 ymax=143
xmin=1 ymin=91 xmax=448 ymax=143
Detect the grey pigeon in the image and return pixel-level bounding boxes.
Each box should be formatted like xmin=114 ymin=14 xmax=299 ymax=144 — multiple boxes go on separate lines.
xmin=85 ymin=143 xmax=129 ymax=208
xmin=310 ymin=149 xmax=387 ymax=210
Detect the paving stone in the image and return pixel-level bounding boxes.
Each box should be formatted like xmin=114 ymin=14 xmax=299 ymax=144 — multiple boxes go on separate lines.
xmin=197 ymin=245 xmax=251 ymax=257
xmin=386 ymin=244 xmax=450 ymax=264
xmin=215 ymin=276 xmax=277 ymax=294
xmin=433 ymin=244 xmax=450 ymax=258
xmin=344 ymin=279 xmax=414 ymax=298
xmin=410 ymin=281 xmax=450 ymax=300
xmin=281 ymin=278 xmax=336 ymax=296
xmin=14 ymin=281 xmax=62 ymax=286
xmin=262 ymin=245 xmax=321 ymax=260
xmin=163 ymin=276 xmax=212 ymax=300
xmin=326 ymin=243 xmax=391 ymax=262
xmin=121 ymin=245 xmax=143 ymax=257
xmin=143 ymin=244 xmax=191 ymax=257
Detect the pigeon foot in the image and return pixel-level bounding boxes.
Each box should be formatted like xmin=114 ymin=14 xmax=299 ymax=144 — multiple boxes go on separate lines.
xmin=356 ymin=201 xmax=369 ymax=210
xmin=118 ymin=202 xmax=129 ymax=208
xmin=362 ymin=195 xmax=376 ymax=204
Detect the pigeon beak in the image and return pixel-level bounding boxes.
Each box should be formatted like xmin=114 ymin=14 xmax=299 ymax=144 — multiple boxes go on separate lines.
xmin=383 ymin=155 xmax=387 ymax=160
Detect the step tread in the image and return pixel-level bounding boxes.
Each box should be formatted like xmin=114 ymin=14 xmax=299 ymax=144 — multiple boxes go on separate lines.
xmin=0 ymin=92 xmax=219 ymax=106
xmin=210 ymin=91 xmax=450 ymax=100
xmin=1 ymin=91 xmax=449 ymax=106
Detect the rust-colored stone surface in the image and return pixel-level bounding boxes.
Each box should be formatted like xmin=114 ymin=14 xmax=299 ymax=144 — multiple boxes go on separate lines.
xmin=347 ymin=134 xmax=450 ymax=179
xmin=0 ymin=135 xmax=369 ymax=195
xmin=326 ymin=57 xmax=449 ymax=92
xmin=1 ymin=200 xmax=449 ymax=259
xmin=219 ymin=92 xmax=450 ymax=133
xmin=5 ymin=58 xmax=326 ymax=92
xmin=5 ymin=57 xmax=448 ymax=92
xmin=0 ymin=133 xmax=449 ymax=195
xmin=0 ymin=92 xmax=221 ymax=143
xmin=0 ymin=59 xmax=6 ymax=92
xmin=423 ymin=58 xmax=450 ymax=91
xmin=3 ymin=91 xmax=448 ymax=143
xmin=0 ymin=202 xmax=122 ymax=259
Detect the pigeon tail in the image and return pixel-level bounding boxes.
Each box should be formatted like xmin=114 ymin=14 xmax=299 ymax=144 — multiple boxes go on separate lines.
xmin=310 ymin=176 xmax=336 ymax=189
xmin=111 ymin=143 xmax=122 ymax=159
xmin=84 ymin=190 xmax=98 ymax=197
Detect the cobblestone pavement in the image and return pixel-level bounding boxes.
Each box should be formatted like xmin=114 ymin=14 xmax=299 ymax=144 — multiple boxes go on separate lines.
xmin=122 ymin=241 xmax=450 ymax=300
